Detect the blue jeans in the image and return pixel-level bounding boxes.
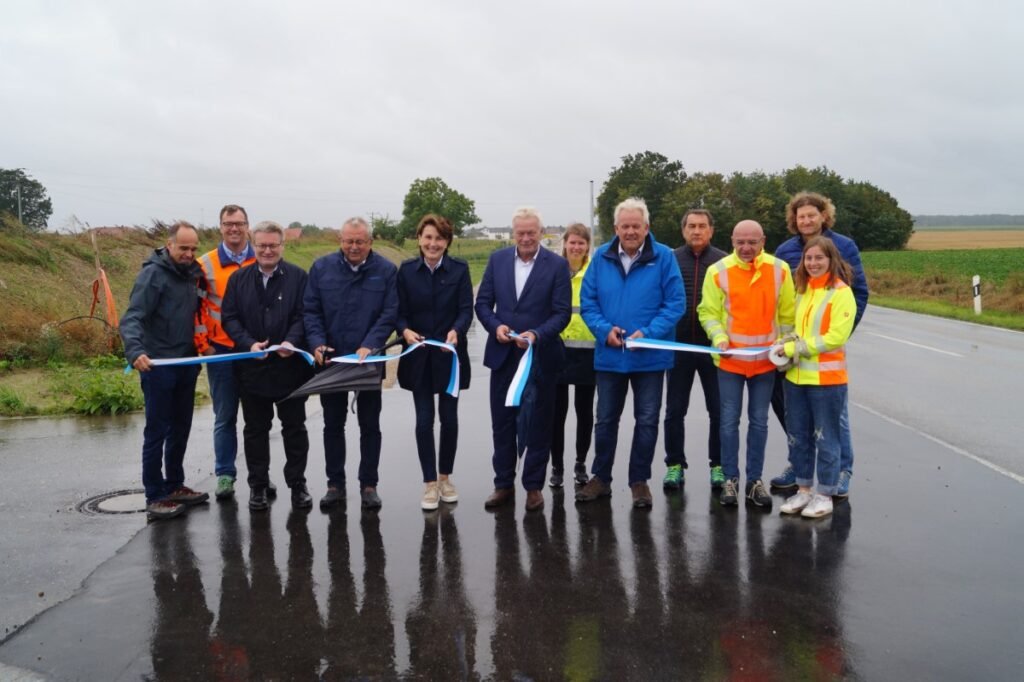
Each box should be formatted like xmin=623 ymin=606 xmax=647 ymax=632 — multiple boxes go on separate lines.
xmin=718 ymin=369 xmax=774 ymax=482
xmin=140 ymin=365 xmax=201 ymax=503
xmin=207 ymin=345 xmax=239 ymax=478
xmin=784 ymin=381 xmax=845 ymax=495
xmin=592 ymin=370 xmax=664 ymax=486
xmin=663 ymin=352 xmax=721 ymax=469
xmin=412 ymin=389 xmax=459 ymax=481
xmin=839 ymin=392 xmax=854 ymax=474
xmin=321 ymin=390 xmax=382 ymax=489
xmin=772 ymin=374 xmax=854 ymax=474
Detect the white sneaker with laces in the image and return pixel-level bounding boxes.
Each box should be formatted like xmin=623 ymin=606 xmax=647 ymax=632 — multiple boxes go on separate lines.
xmin=421 ymin=481 xmax=440 ymax=510
xmin=439 ymin=478 xmax=458 ymax=503
xmin=781 ymin=491 xmax=814 ymax=515
xmin=801 ymin=493 xmax=834 ymax=518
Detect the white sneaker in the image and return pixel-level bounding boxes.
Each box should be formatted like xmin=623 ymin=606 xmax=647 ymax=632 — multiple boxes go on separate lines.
xmin=421 ymin=481 xmax=440 ymax=511
xmin=439 ymin=478 xmax=458 ymax=503
xmin=780 ymin=491 xmax=814 ymax=515
xmin=801 ymin=493 xmax=834 ymax=518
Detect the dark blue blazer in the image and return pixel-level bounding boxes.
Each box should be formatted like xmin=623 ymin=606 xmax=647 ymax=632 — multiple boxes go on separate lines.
xmin=396 ymin=255 xmax=473 ymax=393
xmin=474 ymin=246 xmax=571 ymax=374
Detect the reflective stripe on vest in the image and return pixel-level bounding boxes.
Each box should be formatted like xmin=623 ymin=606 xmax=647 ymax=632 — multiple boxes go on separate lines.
xmin=199 ymin=254 xmax=222 ymax=307
xmin=564 ymin=339 xmax=596 ymax=349
xmin=791 ymin=284 xmax=847 ymax=384
xmin=710 ymin=257 xmax=784 ymax=375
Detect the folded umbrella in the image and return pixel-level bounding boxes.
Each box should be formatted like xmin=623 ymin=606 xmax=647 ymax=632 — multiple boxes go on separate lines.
xmin=279 ymin=341 xmax=399 ymax=402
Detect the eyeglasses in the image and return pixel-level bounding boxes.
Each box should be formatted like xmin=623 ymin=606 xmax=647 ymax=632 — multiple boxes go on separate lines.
xmin=254 ymin=242 xmax=282 ymax=251
xmin=221 ymin=221 xmax=248 ymax=228
xmin=341 ymin=239 xmax=370 ymax=247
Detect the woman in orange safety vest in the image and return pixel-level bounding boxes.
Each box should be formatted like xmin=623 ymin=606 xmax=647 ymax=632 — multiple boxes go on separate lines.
xmin=774 ymin=236 xmax=855 ymax=519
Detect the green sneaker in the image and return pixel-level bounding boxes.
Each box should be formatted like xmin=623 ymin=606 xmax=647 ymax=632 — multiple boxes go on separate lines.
xmin=709 ymin=466 xmax=726 ymax=489
xmin=662 ymin=464 xmax=684 ymax=490
xmin=215 ymin=475 xmax=235 ymax=501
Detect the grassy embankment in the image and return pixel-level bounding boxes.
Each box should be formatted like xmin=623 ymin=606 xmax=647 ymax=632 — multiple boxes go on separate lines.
xmin=863 ymin=227 xmax=1024 ymax=330
xmin=0 ymin=229 xmax=506 ymax=416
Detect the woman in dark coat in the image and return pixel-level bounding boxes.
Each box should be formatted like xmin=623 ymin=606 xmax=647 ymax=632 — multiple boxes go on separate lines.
xmin=396 ymin=214 xmax=473 ymax=510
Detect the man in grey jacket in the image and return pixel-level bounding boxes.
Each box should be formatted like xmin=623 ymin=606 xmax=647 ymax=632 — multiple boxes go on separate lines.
xmin=121 ymin=221 xmax=210 ymax=520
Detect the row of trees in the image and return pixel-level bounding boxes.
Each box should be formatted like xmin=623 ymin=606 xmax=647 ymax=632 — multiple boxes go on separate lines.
xmin=914 ymin=214 xmax=1024 ymax=227
xmin=596 ymin=152 xmax=915 ymax=251
xmin=3 ymin=160 xmax=914 ymax=251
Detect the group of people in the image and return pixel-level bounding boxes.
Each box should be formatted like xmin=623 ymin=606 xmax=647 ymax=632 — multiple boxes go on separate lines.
xmin=120 ymin=191 xmax=867 ymax=521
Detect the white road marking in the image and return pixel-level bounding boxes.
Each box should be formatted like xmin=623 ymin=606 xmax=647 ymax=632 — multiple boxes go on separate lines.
xmin=865 ymin=332 xmax=964 ymax=358
xmin=854 ymin=402 xmax=1024 ymax=486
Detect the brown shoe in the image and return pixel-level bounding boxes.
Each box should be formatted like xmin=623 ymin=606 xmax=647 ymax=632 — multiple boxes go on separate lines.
xmin=575 ymin=476 xmax=612 ymax=502
xmin=631 ymin=482 xmax=653 ymax=509
xmin=484 ymin=488 xmax=514 ymax=509
xmin=525 ymin=489 xmax=544 ymax=512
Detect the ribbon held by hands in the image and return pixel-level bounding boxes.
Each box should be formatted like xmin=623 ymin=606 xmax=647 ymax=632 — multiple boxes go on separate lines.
xmin=504 ymin=332 xmax=533 ymax=407
xmin=330 ymin=339 xmax=460 ymax=397
xmin=624 ymin=338 xmax=773 ymax=356
xmin=124 ymin=344 xmax=315 ymax=374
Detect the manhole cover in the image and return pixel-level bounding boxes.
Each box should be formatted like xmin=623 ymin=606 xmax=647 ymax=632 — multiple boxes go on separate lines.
xmin=78 ymin=490 xmax=147 ymax=515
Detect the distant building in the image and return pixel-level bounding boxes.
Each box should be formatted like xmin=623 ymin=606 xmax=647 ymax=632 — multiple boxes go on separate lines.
xmin=284 ymin=227 xmax=303 ymax=242
xmin=480 ymin=226 xmax=513 ymax=240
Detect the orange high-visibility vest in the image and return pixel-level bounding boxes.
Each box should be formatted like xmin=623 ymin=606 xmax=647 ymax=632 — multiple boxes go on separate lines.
xmin=698 ymin=251 xmax=795 ymax=377
xmin=784 ymin=275 xmax=855 ymax=385
xmin=195 ymin=246 xmax=256 ymax=352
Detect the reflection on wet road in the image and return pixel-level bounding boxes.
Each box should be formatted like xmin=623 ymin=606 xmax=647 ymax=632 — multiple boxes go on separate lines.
xmin=2 ymin=314 xmax=1024 ymax=679
xmin=15 ymin=493 xmax=854 ymax=679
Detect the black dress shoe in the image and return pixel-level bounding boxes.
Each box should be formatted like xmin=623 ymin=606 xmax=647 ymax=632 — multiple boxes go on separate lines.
xmin=249 ymin=488 xmax=269 ymax=512
xmin=360 ymin=487 xmax=382 ymax=509
xmin=266 ymin=480 xmax=278 ymax=499
xmin=291 ymin=484 xmax=313 ymax=509
xmin=320 ymin=486 xmax=345 ymax=511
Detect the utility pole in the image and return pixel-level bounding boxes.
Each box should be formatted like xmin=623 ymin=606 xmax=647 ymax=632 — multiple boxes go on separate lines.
xmin=16 ymin=183 xmax=23 ymax=223
xmin=589 ymin=180 xmax=595 ymax=233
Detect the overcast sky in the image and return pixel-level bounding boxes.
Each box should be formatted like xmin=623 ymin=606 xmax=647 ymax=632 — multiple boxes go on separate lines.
xmin=3 ymin=0 xmax=1021 ymax=230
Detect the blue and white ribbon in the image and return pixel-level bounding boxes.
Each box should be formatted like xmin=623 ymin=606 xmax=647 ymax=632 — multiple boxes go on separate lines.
xmin=504 ymin=332 xmax=534 ymax=407
xmin=331 ymin=339 xmax=460 ymax=397
xmin=624 ymin=338 xmax=773 ymax=356
xmin=124 ymin=344 xmax=315 ymax=374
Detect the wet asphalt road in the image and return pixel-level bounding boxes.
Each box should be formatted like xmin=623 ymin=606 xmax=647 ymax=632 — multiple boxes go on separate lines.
xmin=0 ymin=308 xmax=1022 ymax=680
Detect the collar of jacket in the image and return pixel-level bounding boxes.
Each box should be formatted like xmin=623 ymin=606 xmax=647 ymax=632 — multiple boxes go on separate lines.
xmin=336 ymin=249 xmax=377 ymax=273
xmin=730 ymin=249 xmax=770 ymax=271
xmin=217 ymin=241 xmax=255 ymax=267
xmin=683 ymin=243 xmax=721 ymax=263
xmin=602 ymin=233 xmax=658 ymax=265
xmin=416 ymin=255 xmax=447 ymax=272
xmin=256 ymin=260 xmax=287 ymax=280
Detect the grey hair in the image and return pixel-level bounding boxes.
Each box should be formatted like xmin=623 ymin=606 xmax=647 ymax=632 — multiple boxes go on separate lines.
xmin=614 ymin=197 xmax=650 ymax=225
xmin=252 ymin=220 xmax=284 ymax=239
xmin=341 ymin=217 xmax=372 ymax=235
xmin=511 ymin=206 xmax=544 ymax=231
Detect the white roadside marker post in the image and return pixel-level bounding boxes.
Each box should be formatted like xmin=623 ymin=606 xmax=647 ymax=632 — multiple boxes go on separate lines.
xmin=973 ymin=275 xmax=982 ymax=314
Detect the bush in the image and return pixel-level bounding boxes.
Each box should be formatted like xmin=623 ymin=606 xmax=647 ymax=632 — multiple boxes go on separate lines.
xmin=70 ymin=369 xmax=143 ymax=415
xmin=0 ymin=386 xmax=31 ymax=415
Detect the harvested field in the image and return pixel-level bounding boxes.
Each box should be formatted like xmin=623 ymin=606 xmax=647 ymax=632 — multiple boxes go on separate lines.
xmin=908 ymin=228 xmax=1024 ymax=250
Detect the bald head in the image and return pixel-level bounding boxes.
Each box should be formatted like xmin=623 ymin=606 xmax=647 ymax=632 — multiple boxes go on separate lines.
xmin=731 ymin=220 xmax=765 ymax=263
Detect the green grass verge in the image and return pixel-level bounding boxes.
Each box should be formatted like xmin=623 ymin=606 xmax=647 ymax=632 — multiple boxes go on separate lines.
xmin=870 ymin=296 xmax=1024 ymax=331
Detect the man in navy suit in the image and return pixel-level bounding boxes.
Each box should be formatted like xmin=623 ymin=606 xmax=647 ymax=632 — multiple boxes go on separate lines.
xmin=475 ymin=207 xmax=571 ymax=512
